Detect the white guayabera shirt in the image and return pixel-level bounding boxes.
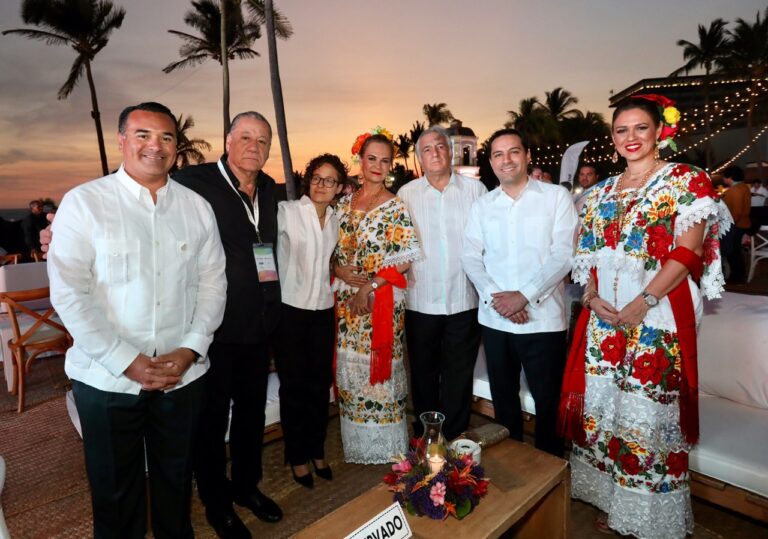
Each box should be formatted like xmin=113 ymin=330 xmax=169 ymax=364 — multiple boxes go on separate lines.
xmin=462 ymin=177 xmax=578 ymax=334
xmin=399 ymin=173 xmax=487 ymax=315
xmin=48 ymin=165 xmax=227 ymax=394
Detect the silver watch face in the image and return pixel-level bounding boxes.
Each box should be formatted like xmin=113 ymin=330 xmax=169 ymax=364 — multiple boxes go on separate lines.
xmin=371 ymin=281 xmax=378 ymax=289
xmin=643 ymin=293 xmax=658 ymax=307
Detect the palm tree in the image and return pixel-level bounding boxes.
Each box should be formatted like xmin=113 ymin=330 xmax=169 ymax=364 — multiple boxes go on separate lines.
xmin=259 ymin=0 xmax=296 ymax=199
xmin=559 ymin=110 xmax=610 ymax=144
xmin=719 ymin=8 xmax=768 ymax=179
xmin=543 ymin=87 xmax=580 ymax=120
xmin=506 ymin=97 xmax=559 ymax=148
xmin=164 ymin=0 xmax=262 ymax=144
xmin=3 ymin=0 xmax=126 ymax=176
xmin=422 ymin=103 xmax=453 ymax=126
xmin=409 ymin=121 xmax=425 ymax=176
xmin=173 ymin=114 xmax=212 ymax=172
xmin=670 ymin=18 xmax=729 ymax=169
xmin=395 ymin=134 xmax=412 ymax=170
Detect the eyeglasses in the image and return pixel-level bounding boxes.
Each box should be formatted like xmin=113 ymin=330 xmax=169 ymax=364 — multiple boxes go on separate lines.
xmin=310 ymin=175 xmax=339 ymax=187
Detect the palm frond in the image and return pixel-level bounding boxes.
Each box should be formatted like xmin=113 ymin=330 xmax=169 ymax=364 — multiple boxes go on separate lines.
xmin=57 ymin=53 xmax=86 ymax=99
xmin=246 ymin=0 xmax=294 ymax=39
xmin=2 ymin=27 xmax=72 ymax=46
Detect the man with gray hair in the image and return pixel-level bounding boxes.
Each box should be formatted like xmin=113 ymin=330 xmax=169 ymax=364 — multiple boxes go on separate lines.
xmin=398 ymin=126 xmax=487 ymax=440
xmin=173 ymin=111 xmax=282 ymax=538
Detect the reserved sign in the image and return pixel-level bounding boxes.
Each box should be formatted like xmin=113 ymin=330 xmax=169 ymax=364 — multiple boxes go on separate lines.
xmin=343 ymin=502 xmax=412 ymax=539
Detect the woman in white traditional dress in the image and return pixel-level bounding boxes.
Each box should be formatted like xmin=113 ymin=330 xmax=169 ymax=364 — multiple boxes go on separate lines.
xmin=560 ymin=95 xmax=731 ymax=539
xmin=333 ymin=131 xmax=420 ymax=464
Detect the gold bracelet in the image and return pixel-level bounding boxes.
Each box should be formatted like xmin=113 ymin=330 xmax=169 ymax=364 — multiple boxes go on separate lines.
xmin=581 ymin=290 xmax=598 ymax=309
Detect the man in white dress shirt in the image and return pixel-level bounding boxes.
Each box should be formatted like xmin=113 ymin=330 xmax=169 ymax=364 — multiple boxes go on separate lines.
xmin=48 ymin=102 xmax=226 ymax=538
xmin=462 ymin=128 xmax=578 ymax=457
xmin=399 ymin=127 xmax=487 ymax=440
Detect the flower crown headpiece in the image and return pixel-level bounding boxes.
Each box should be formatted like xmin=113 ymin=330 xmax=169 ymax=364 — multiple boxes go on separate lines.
xmin=351 ymin=125 xmax=394 ymax=163
xmin=632 ymin=94 xmax=680 ymax=152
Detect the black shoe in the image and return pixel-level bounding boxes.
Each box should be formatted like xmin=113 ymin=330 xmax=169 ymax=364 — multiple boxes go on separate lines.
xmin=312 ymin=460 xmax=333 ymax=481
xmin=291 ymin=465 xmax=314 ymax=488
xmin=233 ymin=488 xmax=283 ymax=523
xmin=205 ymin=505 xmax=251 ymax=539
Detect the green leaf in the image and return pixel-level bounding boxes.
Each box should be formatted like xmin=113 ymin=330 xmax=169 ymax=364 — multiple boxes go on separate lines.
xmin=668 ymin=140 xmax=678 ymax=152
xmin=406 ymin=501 xmax=417 ymax=516
xmin=456 ymin=498 xmax=472 ymax=519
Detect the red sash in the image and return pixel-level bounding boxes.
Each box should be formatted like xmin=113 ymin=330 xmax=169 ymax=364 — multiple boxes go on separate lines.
xmin=370 ymin=267 xmax=407 ymax=385
xmin=557 ymin=247 xmax=703 ymax=445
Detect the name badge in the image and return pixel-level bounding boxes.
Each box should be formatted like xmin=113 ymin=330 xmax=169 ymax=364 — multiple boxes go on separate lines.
xmin=344 ymin=502 xmax=411 ymax=539
xmin=253 ymin=243 xmax=279 ymax=282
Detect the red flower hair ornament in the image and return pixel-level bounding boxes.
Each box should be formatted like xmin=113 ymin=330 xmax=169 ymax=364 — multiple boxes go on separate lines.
xmin=632 ymin=94 xmax=680 ymax=152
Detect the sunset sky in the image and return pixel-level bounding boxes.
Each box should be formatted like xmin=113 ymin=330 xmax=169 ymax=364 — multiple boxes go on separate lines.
xmin=1 ymin=0 xmax=765 ymax=208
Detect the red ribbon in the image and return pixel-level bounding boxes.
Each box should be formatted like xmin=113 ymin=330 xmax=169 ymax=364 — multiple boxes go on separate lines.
xmin=370 ymin=267 xmax=407 ymax=385
xmin=558 ymin=247 xmax=703 ymax=445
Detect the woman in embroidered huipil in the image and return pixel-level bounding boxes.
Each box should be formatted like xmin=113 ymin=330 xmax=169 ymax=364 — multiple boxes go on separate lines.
xmin=333 ymin=132 xmax=420 ymax=464
xmin=562 ymin=96 xmax=731 ymax=539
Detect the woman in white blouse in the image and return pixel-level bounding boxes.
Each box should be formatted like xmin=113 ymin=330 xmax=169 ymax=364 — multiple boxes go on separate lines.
xmin=275 ymin=154 xmax=346 ymax=488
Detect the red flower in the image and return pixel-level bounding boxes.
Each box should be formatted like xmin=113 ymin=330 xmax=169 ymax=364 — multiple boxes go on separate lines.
xmin=671 ymin=164 xmax=692 ymax=178
xmin=637 ymin=217 xmax=648 ymax=227
xmin=608 ymin=436 xmax=621 ymax=461
xmin=659 ymin=123 xmax=678 ymax=142
xmin=473 ymin=479 xmax=489 ymax=498
xmin=604 ymin=221 xmax=620 ymax=249
xmin=619 ymin=452 xmax=642 ymax=476
xmin=702 ymin=235 xmax=719 ymax=265
xmin=665 ymin=368 xmax=681 ymax=391
xmin=666 ymin=451 xmax=688 ymax=477
xmin=663 ymin=333 xmax=673 ymax=344
xmin=632 ymin=349 xmax=670 ymax=386
xmin=600 ymin=331 xmax=627 ymax=365
xmin=351 ymin=133 xmax=371 ymax=156
xmin=383 ymin=472 xmax=398 ymax=485
xmin=688 ymin=171 xmax=716 ymax=199
xmin=646 ymin=225 xmax=673 ymax=260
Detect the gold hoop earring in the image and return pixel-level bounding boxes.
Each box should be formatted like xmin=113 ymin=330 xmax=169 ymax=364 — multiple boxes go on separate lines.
xmin=611 ymin=150 xmax=619 ymax=164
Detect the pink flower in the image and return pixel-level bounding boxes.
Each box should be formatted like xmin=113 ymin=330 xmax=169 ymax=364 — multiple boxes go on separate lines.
xmin=430 ymin=482 xmax=446 ymax=506
xmin=392 ymin=459 xmax=412 ymax=473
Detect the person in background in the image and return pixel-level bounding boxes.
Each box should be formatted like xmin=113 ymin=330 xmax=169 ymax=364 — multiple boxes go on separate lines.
xmin=573 ymin=164 xmax=600 ymax=214
xmin=530 ymin=166 xmax=544 ymax=180
xmin=750 ymin=179 xmax=768 ymax=207
xmin=274 ymin=154 xmax=345 ymax=487
xmin=720 ymin=165 xmax=751 ymax=283
xmin=48 ymin=101 xmax=226 ymax=538
xmin=398 ymin=126 xmax=486 ymax=441
xmin=21 ymin=199 xmax=47 ymax=259
xmin=333 ymin=130 xmax=421 ymax=464
xmin=462 ymin=128 xmax=578 ymax=458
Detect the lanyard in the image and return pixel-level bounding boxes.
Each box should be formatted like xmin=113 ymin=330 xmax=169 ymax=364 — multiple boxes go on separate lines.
xmin=217 ymin=159 xmax=261 ymax=241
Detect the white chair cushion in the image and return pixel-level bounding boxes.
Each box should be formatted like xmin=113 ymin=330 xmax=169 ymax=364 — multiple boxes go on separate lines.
xmin=0 ymin=262 xmax=50 ymax=313
xmin=699 ymin=292 xmax=768 ymax=409
xmin=690 ymin=394 xmax=768 ymax=498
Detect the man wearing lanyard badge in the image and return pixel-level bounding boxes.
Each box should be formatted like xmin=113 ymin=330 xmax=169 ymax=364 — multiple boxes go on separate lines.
xmin=173 ymin=111 xmax=281 ymax=538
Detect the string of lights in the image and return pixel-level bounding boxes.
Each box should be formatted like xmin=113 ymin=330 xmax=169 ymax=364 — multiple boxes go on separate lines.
xmin=711 ymin=124 xmax=768 ymax=174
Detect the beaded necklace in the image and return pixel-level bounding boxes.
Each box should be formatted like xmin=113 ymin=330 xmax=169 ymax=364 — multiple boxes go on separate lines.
xmin=346 ymin=185 xmax=386 ymax=265
xmin=611 ymin=160 xmax=660 ymax=307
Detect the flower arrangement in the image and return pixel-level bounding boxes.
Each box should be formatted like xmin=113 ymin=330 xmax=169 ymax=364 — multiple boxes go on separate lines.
xmin=383 ymin=441 xmax=489 ymax=521
xmin=633 ymin=93 xmax=680 ymax=152
xmin=351 ymin=125 xmax=394 ymax=163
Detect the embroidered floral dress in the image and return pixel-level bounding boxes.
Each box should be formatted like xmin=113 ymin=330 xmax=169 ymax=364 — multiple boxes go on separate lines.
xmin=334 ymin=194 xmax=420 ymax=464
xmin=570 ymin=163 xmax=731 ymax=539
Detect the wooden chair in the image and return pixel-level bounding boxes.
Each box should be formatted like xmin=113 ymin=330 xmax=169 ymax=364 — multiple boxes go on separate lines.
xmin=748 ymin=225 xmax=768 ymax=283
xmin=0 ymin=254 xmax=20 ymax=267
xmin=0 ymin=287 xmax=72 ymax=412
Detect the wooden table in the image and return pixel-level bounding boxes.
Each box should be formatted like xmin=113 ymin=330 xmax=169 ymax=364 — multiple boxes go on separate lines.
xmin=293 ymin=440 xmax=570 ymax=539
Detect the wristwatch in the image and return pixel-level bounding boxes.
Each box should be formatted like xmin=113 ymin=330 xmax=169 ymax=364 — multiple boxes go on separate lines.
xmin=641 ymin=290 xmax=659 ymax=307
xmin=370 ymin=281 xmax=379 ymax=291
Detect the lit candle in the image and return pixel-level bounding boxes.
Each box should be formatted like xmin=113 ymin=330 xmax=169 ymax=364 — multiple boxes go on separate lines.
xmin=428 ymin=455 xmax=445 ymax=474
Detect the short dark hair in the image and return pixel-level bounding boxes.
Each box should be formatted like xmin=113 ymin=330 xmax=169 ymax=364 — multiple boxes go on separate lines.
xmin=487 ymin=128 xmax=529 ymax=153
xmin=612 ymin=97 xmax=661 ymax=126
xmin=360 ymin=133 xmax=394 ymax=160
xmin=301 ymin=154 xmax=349 ymax=197
xmin=118 ymin=102 xmax=177 ymax=136
xmin=579 ymin=164 xmax=598 ymax=175
xmin=722 ymin=165 xmax=744 ymax=183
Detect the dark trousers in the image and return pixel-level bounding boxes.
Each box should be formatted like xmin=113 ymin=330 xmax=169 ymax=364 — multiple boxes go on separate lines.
xmin=405 ymin=309 xmax=481 ymax=441
xmin=194 ymin=341 xmax=270 ymax=510
xmin=274 ymin=303 xmax=335 ymax=465
xmin=721 ymin=225 xmax=748 ymax=282
xmin=72 ymin=377 xmax=204 ymax=539
xmin=481 ymin=327 xmax=567 ymax=457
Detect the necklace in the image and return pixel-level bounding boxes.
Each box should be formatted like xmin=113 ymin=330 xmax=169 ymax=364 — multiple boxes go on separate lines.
xmin=352 ymin=185 xmax=385 ymax=214
xmin=611 ymin=160 xmax=661 ymax=307
xmin=347 ymin=185 xmax=386 ymax=265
